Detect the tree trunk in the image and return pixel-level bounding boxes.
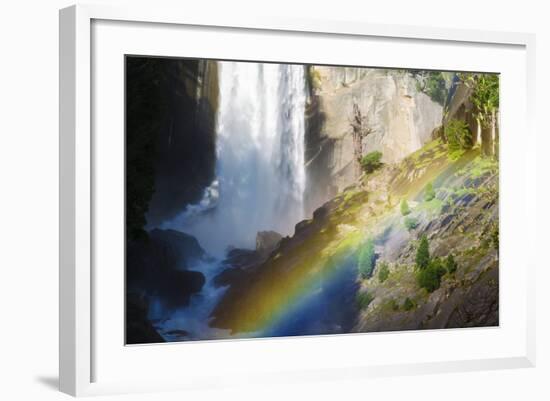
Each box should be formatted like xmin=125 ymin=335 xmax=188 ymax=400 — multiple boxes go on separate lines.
xmin=481 ymin=122 xmax=493 ymax=157
xmin=492 ymin=109 xmax=499 ymax=159
xmin=475 ymin=117 xmax=482 ymax=147
xmin=350 ymin=103 xmax=370 ymax=178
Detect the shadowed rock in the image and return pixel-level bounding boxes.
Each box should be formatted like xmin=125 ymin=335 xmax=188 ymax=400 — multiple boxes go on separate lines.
xmin=255 ymin=231 xmax=283 ymax=256
xmin=126 ymin=293 xmax=165 ymax=344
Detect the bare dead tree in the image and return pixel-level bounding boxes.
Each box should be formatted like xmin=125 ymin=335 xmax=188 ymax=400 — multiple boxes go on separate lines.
xmin=349 ymin=103 xmax=372 ymax=177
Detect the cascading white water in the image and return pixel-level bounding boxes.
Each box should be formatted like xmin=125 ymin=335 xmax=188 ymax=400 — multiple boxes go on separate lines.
xmin=165 ymin=61 xmax=307 ymax=256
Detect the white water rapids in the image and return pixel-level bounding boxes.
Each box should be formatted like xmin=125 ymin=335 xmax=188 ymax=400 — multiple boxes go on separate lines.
xmin=164 ymin=61 xmax=308 ymax=256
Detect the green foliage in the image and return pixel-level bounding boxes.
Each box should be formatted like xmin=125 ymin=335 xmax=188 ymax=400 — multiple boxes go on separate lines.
xmin=424 ymin=182 xmax=436 ymax=202
xmin=356 ymin=292 xmax=374 ymax=310
xmin=470 ymin=74 xmax=499 ymax=128
xmin=389 ymin=299 xmax=400 ymax=311
xmin=413 ymin=236 xmax=453 ymax=292
xmin=404 ymin=216 xmax=419 ymax=231
xmin=403 ymin=297 xmax=415 ymax=311
xmin=444 ymin=119 xmax=473 ymax=153
xmin=400 ymin=199 xmax=411 ymax=216
xmin=378 ymin=261 xmax=390 ymax=283
xmin=417 ymin=257 xmax=446 ymax=292
xmin=358 ymin=238 xmax=376 ymax=278
xmin=491 ymin=224 xmax=499 ymax=251
xmin=468 ymin=157 xmax=498 ymax=178
xmin=445 ymin=254 xmax=457 ymax=274
xmin=309 ymin=67 xmax=323 ymax=90
xmin=413 ymin=71 xmax=449 ymax=105
xmin=415 ymin=235 xmax=430 ymax=270
xmin=360 ymin=151 xmax=383 ymax=174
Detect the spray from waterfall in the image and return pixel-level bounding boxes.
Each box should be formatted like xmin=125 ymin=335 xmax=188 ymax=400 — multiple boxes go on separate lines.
xmin=164 ymin=61 xmax=307 ymax=257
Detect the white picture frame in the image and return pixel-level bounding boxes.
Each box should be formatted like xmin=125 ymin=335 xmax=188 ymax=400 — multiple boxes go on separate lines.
xmin=59 ymin=3 xmax=536 ymax=397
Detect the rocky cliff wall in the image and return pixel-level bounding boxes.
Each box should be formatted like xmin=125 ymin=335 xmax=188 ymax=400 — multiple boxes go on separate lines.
xmin=304 ymin=67 xmax=443 ymax=215
xmin=145 ymin=59 xmax=219 ymax=227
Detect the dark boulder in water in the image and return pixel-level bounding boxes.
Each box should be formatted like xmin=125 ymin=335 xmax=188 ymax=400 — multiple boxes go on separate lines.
xmin=147 ymin=228 xmax=206 ymax=269
xmin=126 ymin=229 xmax=208 ymax=343
xmin=127 ymin=229 xmax=207 ymax=308
xmin=212 ymin=248 xmax=263 ymax=288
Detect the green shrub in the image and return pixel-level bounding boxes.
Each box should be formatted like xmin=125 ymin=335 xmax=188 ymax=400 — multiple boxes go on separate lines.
xmin=356 ymin=292 xmax=374 ymax=309
xmin=470 ymin=74 xmax=499 ymax=128
xmin=357 ymin=238 xmax=376 ymax=278
xmin=403 ymin=297 xmax=415 ymax=311
xmin=400 ymin=199 xmax=411 ymax=216
xmin=378 ymin=262 xmax=390 ymax=283
xmin=360 ymin=151 xmax=383 ymax=174
xmin=445 ymin=119 xmax=472 ymax=153
xmin=491 ymin=225 xmax=499 ymax=251
xmin=415 ymin=235 xmax=430 ymax=270
xmin=416 ymin=71 xmax=449 ymax=105
xmin=424 ymin=182 xmax=436 ymax=202
xmin=445 ymin=254 xmax=457 ymax=274
xmin=417 ymin=258 xmax=446 ymax=292
xmin=404 ymin=216 xmax=419 ymax=231
xmin=309 ymin=67 xmax=323 ymax=90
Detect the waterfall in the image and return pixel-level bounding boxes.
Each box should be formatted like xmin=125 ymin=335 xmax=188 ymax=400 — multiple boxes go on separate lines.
xmin=165 ymin=61 xmax=307 ymax=256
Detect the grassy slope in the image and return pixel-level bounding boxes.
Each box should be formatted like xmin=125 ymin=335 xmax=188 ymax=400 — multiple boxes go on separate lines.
xmin=354 ymin=141 xmax=499 ymax=331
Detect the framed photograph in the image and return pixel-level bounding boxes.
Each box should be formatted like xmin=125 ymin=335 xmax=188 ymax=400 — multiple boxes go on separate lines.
xmin=59 ymin=4 xmax=536 ymax=396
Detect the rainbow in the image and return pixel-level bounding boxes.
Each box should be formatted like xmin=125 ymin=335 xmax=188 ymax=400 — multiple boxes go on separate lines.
xmin=210 ymin=227 xmax=364 ymax=337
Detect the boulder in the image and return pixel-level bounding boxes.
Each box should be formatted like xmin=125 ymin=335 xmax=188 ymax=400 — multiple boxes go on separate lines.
xmin=255 ymin=231 xmax=283 ymax=256
xmin=126 ymin=229 xmax=206 ymax=309
xmin=213 ymin=248 xmax=264 ymax=288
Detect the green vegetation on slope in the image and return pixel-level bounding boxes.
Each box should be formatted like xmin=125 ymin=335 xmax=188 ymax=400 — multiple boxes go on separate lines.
xmin=357 ymin=291 xmax=374 ymax=309
xmin=445 ymin=119 xmax=473 ymax=158
xmin=446 ymin=254 xmax=458 ymax=274
xmin=404 ymin=216 xmax=419 ymax=231
xmin=400 ymin=199 xmax=411 ymax=216
xmin=350 ymin=138 xmax=498 ymax=331
xmin=360 ymin=151 xmax=383 ymax=174
xmin=358 ymin=238 xmax=376 ymax=278
xmin=424 ymin=182 xmax=436 ymax=202
xmin=417 ymin=256 xmax=446 ymax=293
xmin=416 ymin=235 xmax=430 ymax=270
xmin=415 ymin=236 xmax=459 ymax=292
xmin=378 ymin=261 xmax=390 ymax=283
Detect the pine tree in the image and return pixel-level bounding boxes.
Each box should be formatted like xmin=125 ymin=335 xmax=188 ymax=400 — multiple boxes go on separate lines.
xmin=358 ymin=238 xmax=375 ymax=278
xmin=445 ymin=254 xmax=457 ymax=274
xmin=400 ymin=199 xmax=411 ymax=216
xmin=424 ymin=181 xmax=436 ymax=201
xmin=416 ymin=235 xmax=430 ymax=270
xmin=378 ymin=261 xmax=390 ymax=283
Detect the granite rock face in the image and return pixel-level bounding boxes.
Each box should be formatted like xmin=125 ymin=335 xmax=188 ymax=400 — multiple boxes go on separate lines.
xmin=304 ymin=67 xmax=443 ymax=214
xmin=255 ymin=230 xmax=283 ymax=256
